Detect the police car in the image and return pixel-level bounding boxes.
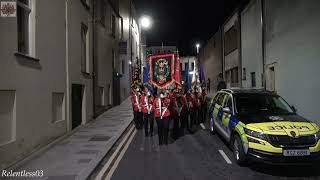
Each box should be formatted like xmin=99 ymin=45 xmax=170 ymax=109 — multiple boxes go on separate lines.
xmin=209 ymin=88 xmax=320 ymax=165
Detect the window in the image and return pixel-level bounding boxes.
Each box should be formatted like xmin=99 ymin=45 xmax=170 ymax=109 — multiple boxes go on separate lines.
xmin=81 ymin=23 xmax=89 ymax=73
xmin=0 ymin=90 xmax=16 ymax=146
xmin=121 ymin=60 xmax=125 ymax=74
xmin=120 ymin=18 xmax=123 ymax=39
xmin=112 ymin=49 xmax=115 ymax=70
xmin=185 ymin=63 xmax=188 ymax=71
xmin=223 ymin=95 xmax=233 ymax=112
xmin=191 ymin=62 xmax=195 ymax=71
xmin=100 ymin=0 xmax=106 ymax=26
xmin=17 ymin=0 xmax=31 ymax=55
xmin=234 ymin=93 xmax=294 ymax=119
xmin=52 ymin=93 xmax=65 ymax=123
xmin=215 ymin=93 xmax=226 ymax=106
xmin=224 ymin=26 xmax=238 ymax=55
xmin=81 ymin=0 xmax=90 ymax=9
xmin=231 ymin=67 xmax=238 ymax=84
xmin=111 ymin=14 xmax=116 ymax=37
xmin=242 ymin=68 xmax=246 ymax=80
xmin=251 ymin=72 xmax=256 ymax=87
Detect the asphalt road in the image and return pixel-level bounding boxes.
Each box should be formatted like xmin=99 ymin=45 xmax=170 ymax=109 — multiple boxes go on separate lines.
xmin=92 ymin=121 xmax=320 ymax=180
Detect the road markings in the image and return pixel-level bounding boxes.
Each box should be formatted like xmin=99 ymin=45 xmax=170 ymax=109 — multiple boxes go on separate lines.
xmin=200 ymin=123 xmax=206 ymax=130
xmin=218 ymin=150 xmax=232 ymax=164
xmin=95 ymin=125 xmax=135 ymax=180
xmin=105 ymin=128 xmax=137 ymax=180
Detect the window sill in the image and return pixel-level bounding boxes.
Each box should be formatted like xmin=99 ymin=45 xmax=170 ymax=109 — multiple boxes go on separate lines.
xmin=82 ymin=72 xmax=91 ymax=79
xmin=14 ymin=52 xmax=40 ymax=62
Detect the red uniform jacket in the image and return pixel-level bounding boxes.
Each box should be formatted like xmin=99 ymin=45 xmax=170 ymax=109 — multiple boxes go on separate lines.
xmin=131 ymin=94 xmax=141 ymax=112
xmin=140 ymin=95 xmax=154 ymax=114
xmin=194 ymin=93 xmax=202 ymax=108
xmin=172 ymin=96 xmax=187 ymax=118
xmin=185 ymin=95 xmax=195 ymax=111
xmin=201 ymin=92 xmax=209 ymax=106
xmin=153 ymin=97 xmax=170 ymax=119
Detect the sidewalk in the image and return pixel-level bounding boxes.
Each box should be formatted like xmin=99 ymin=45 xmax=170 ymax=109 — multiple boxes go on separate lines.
xmin=8 ymin=98 xmax=133 ymax=180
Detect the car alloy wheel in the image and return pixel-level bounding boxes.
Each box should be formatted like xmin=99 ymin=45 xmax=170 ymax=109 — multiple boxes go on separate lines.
xmin=233 ymin=140 xmax=240 ymax=160
xmin=210 ymin=117 xmax=215 ymax=134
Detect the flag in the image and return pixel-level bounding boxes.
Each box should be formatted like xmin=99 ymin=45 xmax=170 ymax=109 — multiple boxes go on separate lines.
xmin=174 ymin=52 xmax=182 ymax=86
xmin=143 ymin=59 xmax=150 ymax=84
xmin=199 ymin=63 xmax=206 ymax=84
xmin=185 ymin=62 xmax=192 ymax=91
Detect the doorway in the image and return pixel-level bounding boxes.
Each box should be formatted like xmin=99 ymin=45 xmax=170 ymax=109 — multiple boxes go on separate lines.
xmin=72 ymin=84 xmax=83 ymax=129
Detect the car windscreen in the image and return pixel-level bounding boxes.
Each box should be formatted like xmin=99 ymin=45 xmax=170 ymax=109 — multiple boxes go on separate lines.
xmin=234 ymin=93 xmax=295 ymax=116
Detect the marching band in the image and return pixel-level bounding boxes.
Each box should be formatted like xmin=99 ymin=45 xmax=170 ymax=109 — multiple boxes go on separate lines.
xmin=130 ymin=85 xmax=209 ymax=146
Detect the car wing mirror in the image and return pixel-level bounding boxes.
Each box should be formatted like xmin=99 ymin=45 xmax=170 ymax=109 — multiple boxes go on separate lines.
xmin=291 ymin=105 xmax=297 ymax=113
xmin=223 ymin=107 xmax=231 ymax=114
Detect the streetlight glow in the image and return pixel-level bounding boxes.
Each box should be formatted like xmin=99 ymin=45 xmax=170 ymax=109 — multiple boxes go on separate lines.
xmin=140 ymin=16 xmax=152 ymax=29
xmin=196 ymin=43 xmax=200 ymax=54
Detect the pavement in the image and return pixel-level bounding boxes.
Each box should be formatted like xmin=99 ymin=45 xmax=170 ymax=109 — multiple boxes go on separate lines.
xmin=6 ymin=98 xmax=133 ymax=180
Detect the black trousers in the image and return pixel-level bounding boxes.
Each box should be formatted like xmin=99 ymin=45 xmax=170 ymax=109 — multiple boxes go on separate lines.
xmin=201 ymin=105 xmax=207 ymax=123
xmin=186 ymin=110 xmax=195 ymax=129
xmin=194 ymin=108 xmax=201 ymax=125
xmin=156 ymin=117 xmax=170 ymax=145
xmin=134 ymin=111 xmax=143 ymax=129
xmin=144 ymin=113 xmax=154 ymax=136
xmin=173 ymin=116 xmax=180 ymax=138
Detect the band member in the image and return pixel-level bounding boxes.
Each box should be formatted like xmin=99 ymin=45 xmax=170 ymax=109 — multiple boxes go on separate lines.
xmin=201 ymin=88 xmax=209 ymax=123
xmin=185 ymin=90 xmax=195 ymax=130
xmin=131 ymin=87 xmax=142 ymax=129
xmin=141 ymin=87 xmax=154 ymax=136
xmin=176 ymin=89 xmax=187 ymax=136
xmin=154 ymin=91 xmax=171 ymax=145
xmin=194 ymin=88 xmax=202 ymax=125
xmin=171 ymin=88 xmax=179 ymax=139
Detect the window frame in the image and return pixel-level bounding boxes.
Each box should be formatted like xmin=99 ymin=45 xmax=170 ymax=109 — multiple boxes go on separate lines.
xmin=17 ymin=0 xmax=31 ymax=55
xmin=81 ymin=23 xmax=90 ymax=74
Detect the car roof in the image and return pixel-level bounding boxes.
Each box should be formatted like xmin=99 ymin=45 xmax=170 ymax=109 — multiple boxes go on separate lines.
xmin=219 ymin=88 xmax=276 ymax=95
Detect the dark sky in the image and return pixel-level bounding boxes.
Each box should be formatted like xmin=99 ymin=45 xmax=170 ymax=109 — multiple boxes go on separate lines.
xmin=134 ymin=0 xmax=248 ymax=56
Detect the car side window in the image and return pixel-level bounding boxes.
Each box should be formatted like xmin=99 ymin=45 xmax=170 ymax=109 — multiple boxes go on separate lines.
xmin=216 ymin=93 xmax=226 ymax=106
xmin=213 ymin=93 xmax=221 ymax=104
xmin=223 ymin=95 xmax=233 ymax=112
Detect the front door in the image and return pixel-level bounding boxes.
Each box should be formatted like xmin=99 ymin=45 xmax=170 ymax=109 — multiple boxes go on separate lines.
xmin=72 ymin=84 xmax=83 ymax=129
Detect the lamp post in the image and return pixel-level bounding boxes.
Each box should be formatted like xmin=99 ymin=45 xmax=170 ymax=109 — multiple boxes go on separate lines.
xmin=139 ymin=16 xmax=152 ymax=83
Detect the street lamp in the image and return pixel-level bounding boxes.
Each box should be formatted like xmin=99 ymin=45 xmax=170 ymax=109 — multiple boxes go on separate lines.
xmin=140 ymin=16 xmax=152 ymax=30
xmin=196 ymin=43 xmax=200 ymax=54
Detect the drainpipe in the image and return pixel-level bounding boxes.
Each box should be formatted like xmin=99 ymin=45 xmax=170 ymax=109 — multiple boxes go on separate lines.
xmin=92 ymin=0 xmax=96 ymax=118
xmin=65 ymin=0 xmax=70 ymax=131
xmin=261 ymin=0 xmax=266 ymax=89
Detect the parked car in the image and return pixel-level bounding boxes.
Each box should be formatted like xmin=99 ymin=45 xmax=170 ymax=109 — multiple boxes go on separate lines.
xmin=209 ymin=88 xmax=320 ymax=165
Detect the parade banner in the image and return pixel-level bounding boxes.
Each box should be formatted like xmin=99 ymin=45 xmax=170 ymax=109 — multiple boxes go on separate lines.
xmin=149 ymin=54 xmax=175 ymax=89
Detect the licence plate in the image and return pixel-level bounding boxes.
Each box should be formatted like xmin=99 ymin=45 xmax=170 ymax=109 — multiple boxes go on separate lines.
xmin=283 ymin=149 xmax=310 ymax=156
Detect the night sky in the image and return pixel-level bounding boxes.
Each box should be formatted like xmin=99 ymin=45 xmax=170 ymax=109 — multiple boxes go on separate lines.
xmin=134 ymin=0 xmax=249 ymax=56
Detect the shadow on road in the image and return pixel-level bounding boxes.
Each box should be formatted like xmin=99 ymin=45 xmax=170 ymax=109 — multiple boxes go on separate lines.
xmin=249 ymin=163 xmax=320 ymax=178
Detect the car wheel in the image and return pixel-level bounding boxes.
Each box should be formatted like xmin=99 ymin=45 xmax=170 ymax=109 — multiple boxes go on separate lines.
xmin=232 ymin=135 xmax=247 ymax=166
xmin=210 ymin=117 xmax=215 ymax=134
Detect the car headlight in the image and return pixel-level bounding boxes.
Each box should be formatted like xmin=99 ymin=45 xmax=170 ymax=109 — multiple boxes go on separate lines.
xmin=314 ymin=131 xmax=320 ymax=141
xmin=244 ymin=128 xmax=267 ymax=141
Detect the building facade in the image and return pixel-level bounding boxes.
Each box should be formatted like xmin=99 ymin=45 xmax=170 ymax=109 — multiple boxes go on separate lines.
xmin=0 ymin=0 xmax=141 ymax=169
xmin=119 ymin=0 xmax=142 ymax=102
xmin=198 ymin=29 xmax=223 ymax=92
xmin=223 ymin=11 xmax=241 ymax=88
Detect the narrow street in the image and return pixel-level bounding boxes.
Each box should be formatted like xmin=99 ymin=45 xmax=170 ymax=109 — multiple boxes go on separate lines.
xmin=90 ymin=121 xmax=320 ymax=180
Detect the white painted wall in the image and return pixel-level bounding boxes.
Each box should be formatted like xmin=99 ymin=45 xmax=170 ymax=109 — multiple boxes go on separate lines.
xmin=265 ymin=0 xmax=320 ymax=122
xmin=241 ymin=0 xmax=263 ymax=88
